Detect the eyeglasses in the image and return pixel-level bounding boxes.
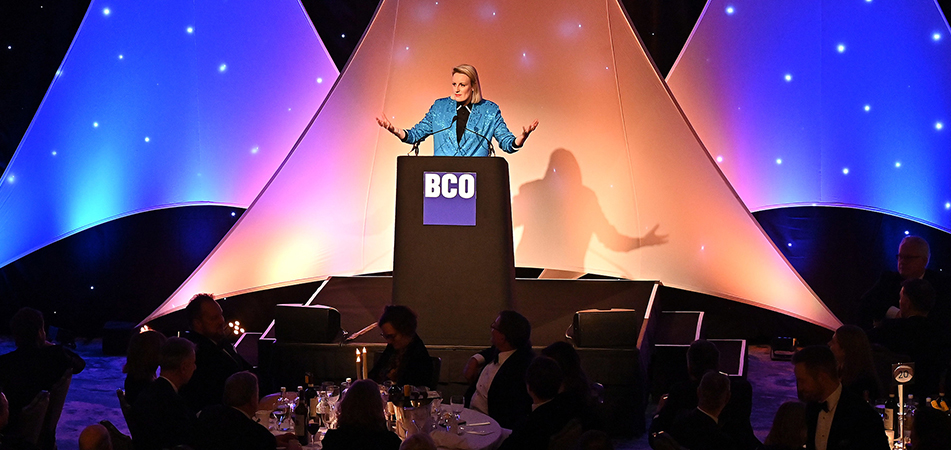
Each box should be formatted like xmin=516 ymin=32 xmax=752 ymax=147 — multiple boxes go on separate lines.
xmin=381 ymin=332 xmax=398 ymax=340
xmin=897 ymin=254 xmax=925 ymax=261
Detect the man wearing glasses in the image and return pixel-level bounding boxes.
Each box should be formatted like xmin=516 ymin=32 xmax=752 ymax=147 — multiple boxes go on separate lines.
xmin=860 ymin=236 xmax=951 ymax=329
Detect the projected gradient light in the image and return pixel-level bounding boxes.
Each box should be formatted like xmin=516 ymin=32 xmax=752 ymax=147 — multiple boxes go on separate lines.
xmin=667 ymin=0 xmax=951 ymax=230
xmin=144 ymin=0 xmax=840 ymax=330
xmin=0 ymin=0 xmax=337 ymax=268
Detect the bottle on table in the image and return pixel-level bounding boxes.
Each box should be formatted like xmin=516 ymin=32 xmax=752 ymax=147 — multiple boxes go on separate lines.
xmin=294 ymin=386 xmax=308 ymax=445
xmin=883 ymin=392 xmax=897 ymax=432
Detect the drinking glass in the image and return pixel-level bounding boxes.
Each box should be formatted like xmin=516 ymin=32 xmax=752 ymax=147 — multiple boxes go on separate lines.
xmin=450 ymin=395 xmax=465 ymax=421
xmin=306 ymin=417 xmax=322 ymax=445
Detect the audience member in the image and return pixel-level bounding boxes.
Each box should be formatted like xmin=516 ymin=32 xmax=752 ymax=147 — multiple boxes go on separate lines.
xmin=321 ymin=379 xmax=401 ymax=450
xmin=368 ymin=305 xmax=433 ymax=388
xmin=1 ymin=391 xmax=38 ymax=450
xmin=760 ymin=401 xmax=806 ymax=450
xmin=0 ymin=307 xmax=85 ymax=438
xmin=666 ymin=371 xmax=736 ymax=450
xmin=541 ymin=341 xmax=600 ymax=426
xmin=860 ymin=236 xmax=951 ymax=328
xmin=500 ymin=356 xmax=580 ymax=450
xmin=398 ymin=433 xmax=436 ymax=450
xmin=122 ymin=330 xmax=166 ymax=405
xmin=131 ymin=337 xmax=198 ymax=450
xmin=78 ymin=424 xmax=112 ymax=450
xmin=573 ymin=430 xmax=613 ymax=450
xmin=195 ymin=371 xmax=300 ymax=450
xmin=179 ymin=293 xmax=251 ymax=413
xmin=867 ymin=278 xmax=951 ymax=398
xmin=463 ymin=310 xmax=535 ymax=430
xmin=828 ymin=325 xmax=882 ymax=401
xmin=792 ymin=345 xmax=888 ymax=450
xmin=649 ymin=340 xmax=758 ymax=450
xmin=911 ymin=406 xmax=951 ymax=450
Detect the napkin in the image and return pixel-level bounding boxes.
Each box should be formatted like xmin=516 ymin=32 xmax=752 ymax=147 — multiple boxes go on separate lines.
xmin=431 ymin=429 xmax=472 ymax=449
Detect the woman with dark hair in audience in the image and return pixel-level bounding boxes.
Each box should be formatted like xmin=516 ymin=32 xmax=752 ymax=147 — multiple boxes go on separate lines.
xmin=368 ymin=305 xmax=433 ymax=388
xmin=760 ymin=401 xmax=806 ymax=450
xmin=321 ymin=379 xmax=401 ymax=450
xmin=122 ymin=330 xmax=166 ymax=404
xmin=829 ymin=325 xmax=882 ymax=401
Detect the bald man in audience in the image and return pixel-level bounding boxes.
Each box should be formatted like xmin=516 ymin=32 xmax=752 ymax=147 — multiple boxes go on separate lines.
xmin=131 ymin=337 xmax=198 ymax=450
xmin=667 ymin=371 xmax=737 ymax=450
xmin=78 ymin=424 xmax=112 ymax=450
xmin=860 ymin=236 xmax=951 ymax=328
xmin=195 ymin=371 xmax=300 ymax=450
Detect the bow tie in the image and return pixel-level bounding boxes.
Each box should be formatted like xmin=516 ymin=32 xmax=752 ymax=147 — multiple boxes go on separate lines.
xmin=818 ymin=401 xmax=830 ymax=412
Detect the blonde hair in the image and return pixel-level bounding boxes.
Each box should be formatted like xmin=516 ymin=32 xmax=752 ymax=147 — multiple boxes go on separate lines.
xmin=452 ymin=64 xmax=482 ymax=104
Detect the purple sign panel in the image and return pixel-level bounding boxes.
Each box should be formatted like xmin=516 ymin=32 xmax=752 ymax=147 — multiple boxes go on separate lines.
xmin=423 ymin=172 xmax=477 ymax=226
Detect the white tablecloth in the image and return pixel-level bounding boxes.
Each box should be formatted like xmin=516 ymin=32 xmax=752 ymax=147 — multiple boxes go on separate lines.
xmin=430 ymin=407 xmax=502 ymax=450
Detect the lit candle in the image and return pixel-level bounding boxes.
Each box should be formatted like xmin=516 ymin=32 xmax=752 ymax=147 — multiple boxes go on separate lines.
xmin=362 ymin=347 xmax=368 ymax=379
xmin=356 ymin=349 xmax=362 ymax=380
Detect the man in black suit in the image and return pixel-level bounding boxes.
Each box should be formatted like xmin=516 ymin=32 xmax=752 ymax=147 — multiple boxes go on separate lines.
xmin=860 ymin=236 xmax=951 ymax=329
xmin=500 ymin=356 xmax=580 ymax=450
xmin=667 ymin=371 xmax=737 ymax=450
xmin=131 ymin=337 xmax=198 ymax=450
xmin=867 ymin=278 xmax=951 ymax=398
xmin=463 ymin=310 xmax=535 ymax=430
xmin=650 ymin=340 xmax=758 ymax=450
xmin=0 ymin=307 xmax=85 ymax=441
xmin=195 ymin=371 xmax=301 ymax=450
xmin=179 ymin=293 xmax=251 ymax=413
xmin=793 ymin=345 xmax=888 ymax=450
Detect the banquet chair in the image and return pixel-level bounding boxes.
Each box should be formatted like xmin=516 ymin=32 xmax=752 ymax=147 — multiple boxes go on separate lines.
xmin=116 ymin=389 xmax=138 ymax=440
xmin=19 ymin=390 xmax=50 ymax=447
xmin=429 ymin=357 xmax=442 ymax=390
xmin=39 ymin=368 xmax=72 ymax=450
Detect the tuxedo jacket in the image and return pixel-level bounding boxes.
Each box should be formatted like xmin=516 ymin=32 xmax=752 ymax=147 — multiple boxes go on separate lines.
xmin=194 ymin=404 xmax=277 ymax=450
xmin=179 ymin=331 xmax=252 ymax=413
xmin=131 ymin=377 xmax=196 ymax=450
xmin=805 ymin=388 xmax=889 ymax=450
xmin=466 ymin=346 xmax=535 ymax=430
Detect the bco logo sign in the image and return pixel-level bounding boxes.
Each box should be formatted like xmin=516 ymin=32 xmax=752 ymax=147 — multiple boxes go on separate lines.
xmin=423 ymin=172 xmax=476 ymax=226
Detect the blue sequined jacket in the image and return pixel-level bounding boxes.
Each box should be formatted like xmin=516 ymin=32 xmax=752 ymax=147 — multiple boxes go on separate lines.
xmin=402 ymin=97 xmax=519 ymax=157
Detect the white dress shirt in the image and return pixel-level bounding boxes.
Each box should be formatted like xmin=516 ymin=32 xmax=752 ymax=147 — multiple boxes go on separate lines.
xmin=815 ymin=383 xmax=843 ymax=450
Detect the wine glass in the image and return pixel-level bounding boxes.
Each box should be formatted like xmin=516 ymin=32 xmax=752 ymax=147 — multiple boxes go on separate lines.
xmin=270 ymin=406 xmax=287 ymax=431
xmin=450 ymin=395 xmax=465 ymax=421
xmin=306 ymin=417 xmax=322 ymax=444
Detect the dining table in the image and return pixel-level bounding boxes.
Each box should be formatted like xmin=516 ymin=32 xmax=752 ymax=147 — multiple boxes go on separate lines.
xmin=429 ymin=407 xmax=503 ymax=450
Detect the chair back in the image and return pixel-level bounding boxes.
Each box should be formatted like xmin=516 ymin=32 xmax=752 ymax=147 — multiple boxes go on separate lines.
xmin=39 ymin=368 xmax=72 ymax=450
xmin=116 ymin=389 xmax=138 ymax=440
xmin=19 ymin=390 xmax=50 ymax=446
xmin=429 ymin=356 xmax=442 ymax=390
xmin=548 ymin=417 xmax=583 ymax=450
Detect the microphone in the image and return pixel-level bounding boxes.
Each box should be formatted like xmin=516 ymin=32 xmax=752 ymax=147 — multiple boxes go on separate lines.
xmin=409 ymin=116 xmax=457 ymax=156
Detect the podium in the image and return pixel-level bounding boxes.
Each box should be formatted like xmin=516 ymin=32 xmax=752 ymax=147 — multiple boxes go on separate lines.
xmin=393 ymin=156 xmax=515 ymax=345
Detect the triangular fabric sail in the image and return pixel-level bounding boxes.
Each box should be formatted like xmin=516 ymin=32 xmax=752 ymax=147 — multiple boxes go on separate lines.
xmin=145 ymin=0 xmax=841 ymax=330
xmin=0 ymin=0 xmax=337 ymax=268
xmin=667 ymin=0 xmax=951 ymax=230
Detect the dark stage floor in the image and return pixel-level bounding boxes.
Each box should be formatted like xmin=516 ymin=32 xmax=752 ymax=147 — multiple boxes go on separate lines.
xmin=0 ymin=337 xmax=798 ymax=450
